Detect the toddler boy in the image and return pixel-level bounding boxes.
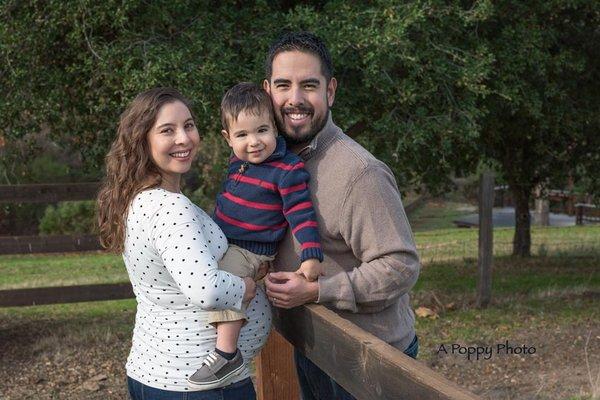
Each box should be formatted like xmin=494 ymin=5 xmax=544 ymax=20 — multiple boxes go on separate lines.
xmin=187 ymin=82 xmax=323 ymax=389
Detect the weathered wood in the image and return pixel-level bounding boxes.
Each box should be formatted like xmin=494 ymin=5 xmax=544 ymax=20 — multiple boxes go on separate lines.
xmin=0 ymin=182 xmax=100 ymax=203
xmin=0 ymin=283 xmax=133 ymax=307
xmin=477 ymin=172 xmax=494 ymax=308
xmin=0 ymin=234 xmax=102 ymax=255
xmin=273 ymin=305 xmax=480 ymax=400
xmin=534 ymin=198 xmax=550 ymax=226
xmin=255 ymin=330 xmax=300 ymax=400
xmin=575 ymin=203 xmax=600 ymax=225
xmin=404 ymin=194 xmax=428 ymax=215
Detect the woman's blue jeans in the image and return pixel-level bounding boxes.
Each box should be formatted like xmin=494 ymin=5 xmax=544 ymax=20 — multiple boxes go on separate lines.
xmin=294 ymin=335 xmax=419 ymax=400
xmin=127 ymin=376 xmax=255 ymax=400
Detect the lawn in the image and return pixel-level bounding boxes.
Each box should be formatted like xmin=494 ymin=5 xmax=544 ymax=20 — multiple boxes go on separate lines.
xmin=0 ymin=252 xmax=127 ymax=289
xmin=2 ymin=223 xmax=599 ymax=289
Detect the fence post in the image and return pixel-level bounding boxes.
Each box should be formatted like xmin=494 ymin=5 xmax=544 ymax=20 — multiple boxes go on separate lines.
xmin=477 ymin=172 xmax=494 ymax=308
xmin=533 ymin=186 xmax=549 ymax=226
xmin=255 ymin=329 xmax=300 ymax=400
xmin=576 ymin=205 xmax=583 ymax=225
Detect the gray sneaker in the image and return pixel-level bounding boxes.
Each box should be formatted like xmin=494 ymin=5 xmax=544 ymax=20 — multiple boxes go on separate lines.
xmin=187 ymin=350 xmax=244 ymax=390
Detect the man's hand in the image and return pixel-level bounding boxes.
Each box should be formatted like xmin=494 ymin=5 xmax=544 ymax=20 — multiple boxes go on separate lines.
xmin=296 ymin=259 xmax=324 ymax=281
xmin=265 ymin=271 xmax=319 ymax=309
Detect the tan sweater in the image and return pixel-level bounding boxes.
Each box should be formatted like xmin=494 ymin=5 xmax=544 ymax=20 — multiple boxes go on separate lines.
xmin=273 ymin=114 xmax=420 ymax=351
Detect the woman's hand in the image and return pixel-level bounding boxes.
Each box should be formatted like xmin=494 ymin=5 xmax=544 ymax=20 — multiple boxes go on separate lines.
xmin=242 ymin=277 xmax=257 ymax=303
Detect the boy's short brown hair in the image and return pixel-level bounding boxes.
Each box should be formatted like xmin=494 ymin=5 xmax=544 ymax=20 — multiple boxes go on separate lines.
xmin=220 ymin=82 xmax=275 ymax=132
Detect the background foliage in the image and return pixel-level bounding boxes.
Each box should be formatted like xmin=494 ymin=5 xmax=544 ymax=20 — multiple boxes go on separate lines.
xmin=1 ymin=0 xmax=598 ymax=254
xmin=0 ymin=0 xmax=490 ymax=193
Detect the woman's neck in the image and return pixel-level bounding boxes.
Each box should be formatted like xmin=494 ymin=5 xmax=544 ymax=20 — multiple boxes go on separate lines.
xmin=159 ymin=173 xmax=181 ymax=193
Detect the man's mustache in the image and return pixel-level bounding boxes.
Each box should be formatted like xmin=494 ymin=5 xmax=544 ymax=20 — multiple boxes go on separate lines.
xmin=281 ymin=106 xmax=313 ymax=115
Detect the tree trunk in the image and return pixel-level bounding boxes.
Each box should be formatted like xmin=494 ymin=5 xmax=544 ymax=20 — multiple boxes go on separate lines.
xmin=512 ymin=187 xmax=532 ymax=256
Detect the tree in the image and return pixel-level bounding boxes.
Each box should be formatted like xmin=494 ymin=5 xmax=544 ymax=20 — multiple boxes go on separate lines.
xmin=0 ymin=1 xmax=490 ymax=205
xmin=282 ymin=1 xmax=492 ymax=191
xmin=477 ymin=0 xmax=600 ymax=256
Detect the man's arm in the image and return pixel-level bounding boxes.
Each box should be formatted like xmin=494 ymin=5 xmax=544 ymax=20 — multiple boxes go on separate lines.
xmin=317 ymin=164 xmax=420 ymax=313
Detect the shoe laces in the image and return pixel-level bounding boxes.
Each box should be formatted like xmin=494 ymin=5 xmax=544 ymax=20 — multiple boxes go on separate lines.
xmin=202 ymin=351 xmax=220 ymax=369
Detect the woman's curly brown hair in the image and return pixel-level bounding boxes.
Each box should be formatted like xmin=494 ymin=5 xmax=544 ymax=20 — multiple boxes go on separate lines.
xmin=97 ymin=88 xmax=194 ymax=253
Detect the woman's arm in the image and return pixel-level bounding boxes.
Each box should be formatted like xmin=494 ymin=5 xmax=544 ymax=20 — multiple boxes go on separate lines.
xmin=148 ymin=194 xmax=247 ymax=311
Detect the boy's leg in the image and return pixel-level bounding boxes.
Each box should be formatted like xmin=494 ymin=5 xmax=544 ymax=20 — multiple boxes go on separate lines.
xmin=207 ymin=245 xmax=258 ymax=328
xmin=188 ymin=246 xmax=264 ymax=389
xmin=216 ymin=320 xmax=245 ymax=353
xmin=212 ymin=247 xmax=275 ymax=352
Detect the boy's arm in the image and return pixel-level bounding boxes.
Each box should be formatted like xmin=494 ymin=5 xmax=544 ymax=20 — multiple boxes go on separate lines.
xmin=278 ymin=166 xmax=324 ymax=264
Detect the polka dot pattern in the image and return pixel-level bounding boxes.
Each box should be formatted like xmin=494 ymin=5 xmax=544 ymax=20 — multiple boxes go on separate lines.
xmin=123 ymin=188 xmax=271 ymax=391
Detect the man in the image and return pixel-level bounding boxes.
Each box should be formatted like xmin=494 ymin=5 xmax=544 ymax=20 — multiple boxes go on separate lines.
xmin=263 ymin=31 xmax=420 ymax=400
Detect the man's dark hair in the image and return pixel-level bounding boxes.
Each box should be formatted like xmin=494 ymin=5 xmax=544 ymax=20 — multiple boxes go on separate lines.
xmin=220 ymin=82 xmax=274 ymax=132
xmin=265 ymin=31 xmax=333 ymax=82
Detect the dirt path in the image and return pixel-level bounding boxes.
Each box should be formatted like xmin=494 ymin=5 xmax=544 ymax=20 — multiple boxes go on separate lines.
xmin=426 ymin=321 xmax=600 ymax=399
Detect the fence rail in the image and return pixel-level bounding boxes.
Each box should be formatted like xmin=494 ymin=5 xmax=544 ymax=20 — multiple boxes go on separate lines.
xmin=576 ymin=203 xmax=600 ymax=224
xmin=265 ymin=305 xmax=479 ymax=400
xmin=0 ymin=182 xmax=100 ymax=203
xmin=0 ymin=283 xmax=134 ymax=307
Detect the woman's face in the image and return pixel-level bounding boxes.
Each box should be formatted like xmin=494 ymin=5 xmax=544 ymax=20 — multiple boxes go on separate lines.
xmin=147 ymin=100 xmax=199 ymax=185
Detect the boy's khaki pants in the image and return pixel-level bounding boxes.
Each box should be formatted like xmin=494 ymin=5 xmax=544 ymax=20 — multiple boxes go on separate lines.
xmin=207 ymin=244 xmax=274 ymax=325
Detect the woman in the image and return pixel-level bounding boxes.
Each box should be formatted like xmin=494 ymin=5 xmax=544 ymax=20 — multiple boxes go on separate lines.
xmin=97 ymin=88 xmax=271 ymax=399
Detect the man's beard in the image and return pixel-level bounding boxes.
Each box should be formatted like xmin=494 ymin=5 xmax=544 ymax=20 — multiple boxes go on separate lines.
xmin=275 ymin=106 xmax=329 ymax=146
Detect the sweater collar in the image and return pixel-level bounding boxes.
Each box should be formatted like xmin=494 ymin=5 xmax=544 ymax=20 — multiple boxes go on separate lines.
xmin=265 ymin=136 xmax=287 ymax=161
xmin=296 ymin=112 xmax=340 ymax=161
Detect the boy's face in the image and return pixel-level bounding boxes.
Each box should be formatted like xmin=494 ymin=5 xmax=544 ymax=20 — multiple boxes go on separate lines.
xmin=222 ymin=109 xmax=278 ymax=164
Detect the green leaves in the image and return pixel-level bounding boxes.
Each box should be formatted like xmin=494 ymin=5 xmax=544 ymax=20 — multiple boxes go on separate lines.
xmin=1 ymin=0 xmax=597 ymax=203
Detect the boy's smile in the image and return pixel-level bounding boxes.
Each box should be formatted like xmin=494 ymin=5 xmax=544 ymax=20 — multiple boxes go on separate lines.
xmin=222 ymin=110 xmax=278 ymax=164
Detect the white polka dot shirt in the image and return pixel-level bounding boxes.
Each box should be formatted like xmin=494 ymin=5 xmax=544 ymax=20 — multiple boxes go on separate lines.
xmin=123 ymin=188 xmax=271 ymax=391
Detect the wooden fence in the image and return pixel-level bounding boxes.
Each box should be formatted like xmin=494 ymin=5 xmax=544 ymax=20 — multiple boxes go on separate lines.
xmin=576 ymin=203 xmax=600 ymax=225
xmin=0 ymin=183 xmax=479 ymax=399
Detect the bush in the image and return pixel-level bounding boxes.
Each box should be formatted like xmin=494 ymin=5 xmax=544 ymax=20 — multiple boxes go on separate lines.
xmin=38 ymin=201 xmax=96 ymax=235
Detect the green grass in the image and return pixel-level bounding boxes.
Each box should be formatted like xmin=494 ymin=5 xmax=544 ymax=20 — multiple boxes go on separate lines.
xmin=414 ymin=225 xmax=600 ymax=263
xmin=0 ymin=252 xmax=126 ymax=289
xmin=409 ymin=199 xmax=476 ymax=232
xmin=413 ymin=255 xmax=599 ymax=295
xmin=0 ymin=224 xmax=599 ymax=289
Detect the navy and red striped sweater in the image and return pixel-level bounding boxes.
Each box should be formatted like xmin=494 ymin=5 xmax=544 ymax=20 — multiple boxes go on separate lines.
xmin=214 ymin=136 xmax=323 ymax=263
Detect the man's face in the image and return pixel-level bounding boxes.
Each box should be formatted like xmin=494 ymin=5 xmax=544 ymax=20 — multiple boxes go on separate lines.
xmin=264 ymin=50 xmax=337 ymax=147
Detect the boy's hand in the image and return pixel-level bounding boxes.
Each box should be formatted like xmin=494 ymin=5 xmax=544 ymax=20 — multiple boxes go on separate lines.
xmin=256 ymin=261 xmax=271 ymax=281
xmin=296 ymin=259 xmax=324 ymax=282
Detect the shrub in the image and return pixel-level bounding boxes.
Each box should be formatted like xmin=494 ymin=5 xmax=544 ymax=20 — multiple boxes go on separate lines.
xmin=39 ymin=201 xmax=96 ymax=235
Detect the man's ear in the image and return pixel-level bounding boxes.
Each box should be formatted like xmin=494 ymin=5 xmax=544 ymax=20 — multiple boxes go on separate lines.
xmin=327 ymin=77 xmax=337 ymax=108
xmin=221 ymin=130 xmax=232 ymax=146
xmin=263 ymin=79 xmax=271 ymax=94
